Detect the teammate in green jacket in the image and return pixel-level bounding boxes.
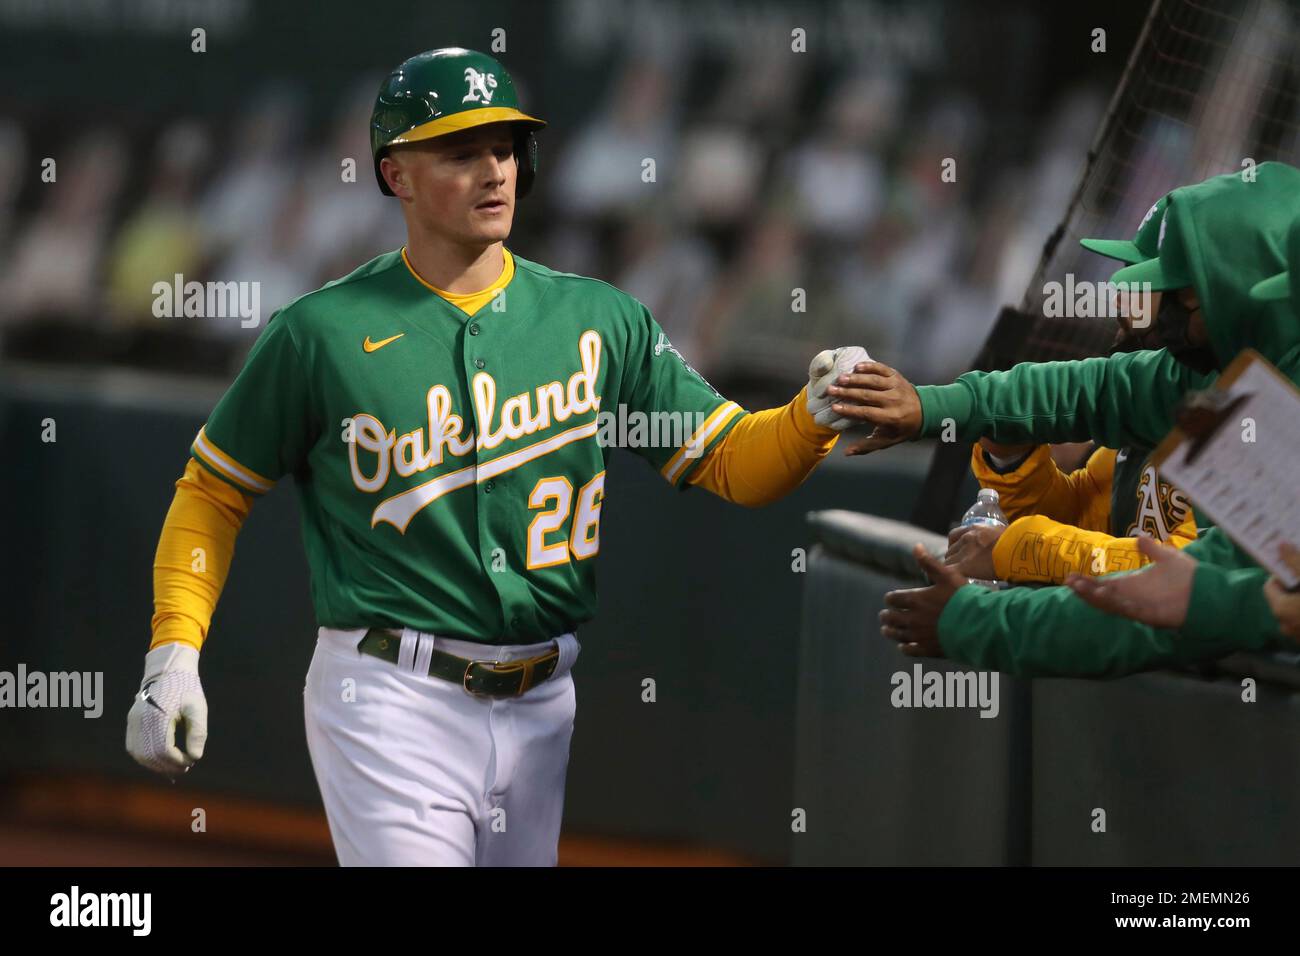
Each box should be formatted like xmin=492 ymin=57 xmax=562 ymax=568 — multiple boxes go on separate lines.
xmin=1067 ymin=211 xmax=1300 ymax=644
xmin=827 ymin=162 xmax=1300 ymax=676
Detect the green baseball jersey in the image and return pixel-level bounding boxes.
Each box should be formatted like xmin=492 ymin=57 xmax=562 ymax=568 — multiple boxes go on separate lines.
xmin=192 ymin=249 xmax=746 ymax=644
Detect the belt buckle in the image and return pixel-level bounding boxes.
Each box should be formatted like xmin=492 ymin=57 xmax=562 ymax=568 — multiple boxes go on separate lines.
xmin=463 ymin=658 xmax=529 ymax=698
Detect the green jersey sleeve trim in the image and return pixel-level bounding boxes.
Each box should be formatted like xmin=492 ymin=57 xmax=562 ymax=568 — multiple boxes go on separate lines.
xmin=659 ymin=400 xmax=746 ymax=487
xmin=190 ymin=426 xmax=274 ymax=496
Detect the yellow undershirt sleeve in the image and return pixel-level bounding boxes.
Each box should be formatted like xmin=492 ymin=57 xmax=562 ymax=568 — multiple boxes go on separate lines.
xmin=686 ymin=386 xmax=838 ymax=506
xmin=150 ymin=457 xmax=254 ymax=650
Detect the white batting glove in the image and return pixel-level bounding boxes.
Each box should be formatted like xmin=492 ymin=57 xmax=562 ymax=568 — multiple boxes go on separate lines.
xmin=806 ymin=346 xmax=872 ymax=431
xmin=126 ymin=642 xmax=208 ymax=777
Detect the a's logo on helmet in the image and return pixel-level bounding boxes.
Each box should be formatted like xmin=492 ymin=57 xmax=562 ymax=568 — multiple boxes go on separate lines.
xmin=463 ymin=68 xmax=498 ymax=105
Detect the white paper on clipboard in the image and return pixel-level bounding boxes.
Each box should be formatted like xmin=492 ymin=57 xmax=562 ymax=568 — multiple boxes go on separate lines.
xmin=1151 ymin=349 xmax=1300 ymax=590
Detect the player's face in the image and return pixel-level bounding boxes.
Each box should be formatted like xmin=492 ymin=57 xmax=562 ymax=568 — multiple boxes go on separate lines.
xmin=384 ymin=123 xmax=518 ymax=246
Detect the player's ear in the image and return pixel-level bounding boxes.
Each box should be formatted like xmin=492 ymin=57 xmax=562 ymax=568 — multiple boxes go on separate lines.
xmin=380 ymin=153 xmax=412 ymax=199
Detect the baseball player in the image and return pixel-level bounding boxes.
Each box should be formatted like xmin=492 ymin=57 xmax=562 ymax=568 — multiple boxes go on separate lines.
xmin=125 ymin=47 xmax=871 ymax=866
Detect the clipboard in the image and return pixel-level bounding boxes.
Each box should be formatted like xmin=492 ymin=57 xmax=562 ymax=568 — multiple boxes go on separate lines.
xmin=1151 ymin=348 xmax=1300 ymax=590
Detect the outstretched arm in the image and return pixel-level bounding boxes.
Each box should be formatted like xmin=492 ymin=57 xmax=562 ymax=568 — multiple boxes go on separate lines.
xmin=686 ymin=385 xmax=838 ymax=506
xmin=828 ymin=350 xmax=1210 ymax=456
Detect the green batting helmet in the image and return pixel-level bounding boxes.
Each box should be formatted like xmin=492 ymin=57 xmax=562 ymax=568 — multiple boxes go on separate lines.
xmin=370 ymin=48 xmax=546 ymax=198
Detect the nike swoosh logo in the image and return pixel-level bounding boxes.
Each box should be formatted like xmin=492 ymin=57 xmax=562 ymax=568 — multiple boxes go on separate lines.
xmin=363 ymin=333 xmax=405 ymax=353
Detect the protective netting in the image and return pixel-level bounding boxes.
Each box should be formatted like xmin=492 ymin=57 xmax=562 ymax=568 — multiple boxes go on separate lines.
xmin=914 ymin=0 xmax=1300 ymax=531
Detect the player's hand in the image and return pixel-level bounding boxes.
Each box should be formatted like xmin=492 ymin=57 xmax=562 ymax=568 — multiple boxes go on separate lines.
xmin=126 ymin=642 xmax=208 ymax=777
xmin=1263 ymin=542 xmax=1300 ymax=642
xmin=880 ymin=544 xmax=967 ymax=657
xmin=806 ymin=346 xmax=873 ymax=431
xmin=945 ymin=523 xmax=1004 ymax=581
xmin=1064 ymin=537 xmax=1194 ymax=629
xmin=825 ymin=361 xmax=923 ymax=455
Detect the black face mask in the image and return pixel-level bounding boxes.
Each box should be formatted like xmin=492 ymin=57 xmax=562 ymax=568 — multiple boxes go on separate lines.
xmin=1107 ymin=326 xmax=1140 ymax=356
xmin=1156 ymin=292 xmax=1219 ymax=374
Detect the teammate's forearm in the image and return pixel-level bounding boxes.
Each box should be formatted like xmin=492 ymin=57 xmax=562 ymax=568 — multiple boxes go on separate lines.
xmin=686 ymin=386 xmax=838 ymax=506
xmin=993 ymin=517 xmax=1165 ymax=583
xmin=938 ymin=581 xmax=1255 ymax=678
xmin=151 ymin=458 xmax=253 ymax=650
xmin=916 ymin=351 xmax=1206 ymax=450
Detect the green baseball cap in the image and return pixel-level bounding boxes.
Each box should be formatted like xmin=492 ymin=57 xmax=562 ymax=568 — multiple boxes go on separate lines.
xmin=1109 ymin=200 xmax=1194 ymax=291
xmin=1249 ymin=214 xmax=1299 ymax=301
xmin=1079 ymin=194 xmax=1169 ymax=264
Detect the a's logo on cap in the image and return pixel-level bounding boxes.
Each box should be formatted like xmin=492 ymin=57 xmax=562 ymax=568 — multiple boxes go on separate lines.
xmin=1139 ymin=201 xmax=1159 ymax=230
xmin=463 ymin=67 xmax=498 ymax=105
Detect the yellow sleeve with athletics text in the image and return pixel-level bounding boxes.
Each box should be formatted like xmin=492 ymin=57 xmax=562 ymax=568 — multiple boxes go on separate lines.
xmin=151 ymin=458 xmax=254 ymax=650
xmin=991 ymin=510 xmax=1199 ymax=584
xmin=970 ymin=444 xmax=1115 ymax=532
xmin=686 ymin=386 xmax=838 ymax=506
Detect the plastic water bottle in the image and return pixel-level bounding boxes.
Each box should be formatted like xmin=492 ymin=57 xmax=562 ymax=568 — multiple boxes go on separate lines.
xmin=959 ymin=488 xmax=1008 ymax=589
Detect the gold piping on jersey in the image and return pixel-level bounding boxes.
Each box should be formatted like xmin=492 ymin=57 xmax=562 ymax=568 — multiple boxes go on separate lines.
xmin=191 ymin=427 xmax=274 ymax=495
xmin=662 ymin=401 xmax=744 ymax=485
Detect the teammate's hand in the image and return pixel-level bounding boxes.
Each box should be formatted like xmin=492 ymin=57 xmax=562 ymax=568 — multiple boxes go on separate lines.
xmin=945 ymin=523 xmax=1005 ymax=581
xmin=126 ymin=642 xmax=208 ymax=777
xmin=1263 ymin=542 xmax=1300 ymax=642
xmin=880 ymin=544 xmax=967 ymax=657
xmin=825 ymin=361 xmax=923 ymax=455
xmin=1064 ymin=537 xmax=1194 ymax=629
xmin=806 ymin=346 xmax=873 ymax=431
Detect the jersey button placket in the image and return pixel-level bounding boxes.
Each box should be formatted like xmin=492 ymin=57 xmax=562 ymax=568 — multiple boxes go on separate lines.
xmin=466 ymin=325 xmax=509 ymax=636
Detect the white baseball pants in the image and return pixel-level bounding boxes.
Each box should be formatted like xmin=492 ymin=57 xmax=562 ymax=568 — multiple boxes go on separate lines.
xmin=303 ymin=626 xmax=581 ymax=866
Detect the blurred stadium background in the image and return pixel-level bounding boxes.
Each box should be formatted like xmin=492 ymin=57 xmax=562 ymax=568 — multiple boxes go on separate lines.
xmin=1 ymin=0 xmax=1298 ymax=866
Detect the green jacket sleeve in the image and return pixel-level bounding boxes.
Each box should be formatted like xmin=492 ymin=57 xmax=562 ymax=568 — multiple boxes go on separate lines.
xmin=1181 ymin=526 xmax=1253 ymax=567
xmin=915 ymin=349 xmax=1211 ymax=449
xmin=1182 ymin=562 xmax=1280 ymax=643
xmin=937 ymin=577 xmax=1279 ymax=678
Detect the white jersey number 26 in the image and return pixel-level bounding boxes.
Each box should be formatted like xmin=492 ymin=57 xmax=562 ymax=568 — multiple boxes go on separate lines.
xmin=525 ymin=471 xmax=605 ymax=570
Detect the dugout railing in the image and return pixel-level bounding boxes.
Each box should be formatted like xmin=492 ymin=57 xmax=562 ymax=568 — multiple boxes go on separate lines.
xmin=795 ymin=508 xmax=1300 ymax=865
